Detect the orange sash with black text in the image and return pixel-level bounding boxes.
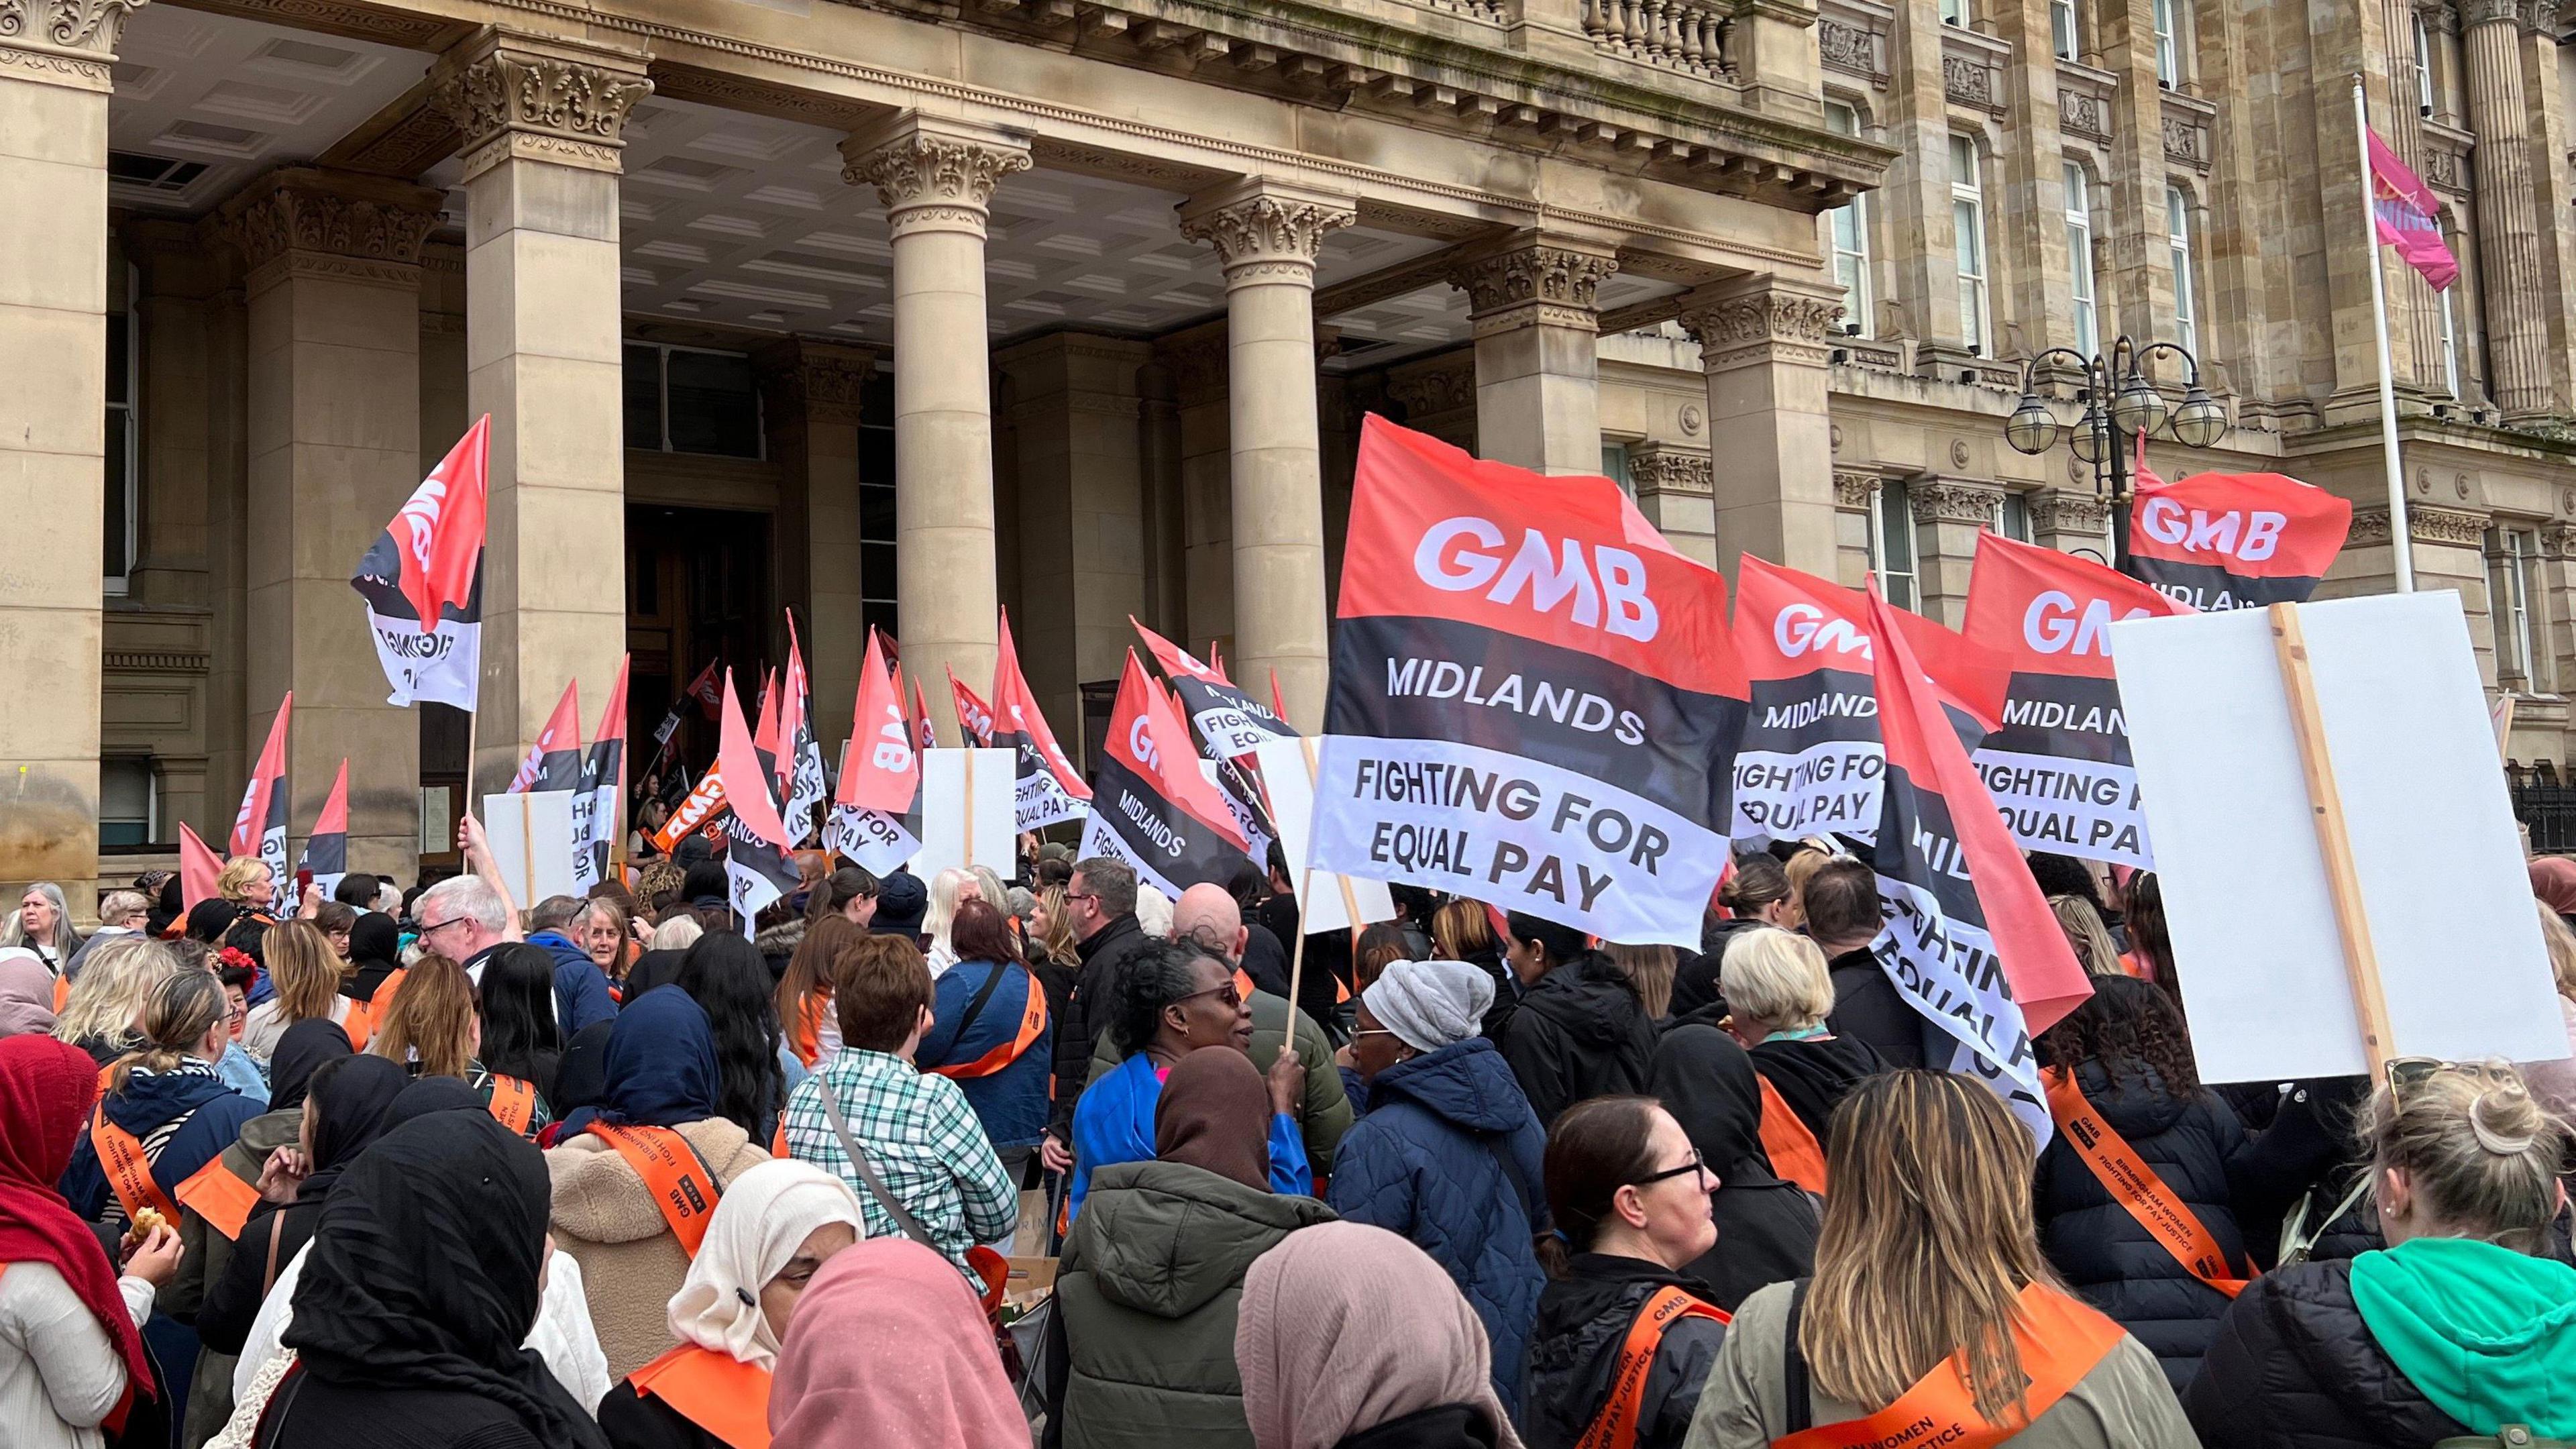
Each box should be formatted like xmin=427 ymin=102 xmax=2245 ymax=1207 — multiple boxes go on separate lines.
xmin=486 ymin=1074 xmax=537 ymax=1136
xmin=1576 ymin=1286 xmax=1730 ymax=1449
xmin=91 ymin=1107 xmax=254 ymax=1238
xmin=1772 ymin=1283 xmax=2126 ymax=1449
xmin=585 ymin=1122 xmax=722 ymax=1255
xmin=2043 ymin=1067 xmax=2253 ymax=1297
xmin=926 ymin=967 xmax=1048 ymax=1081
xmin=1755 ymin=1077 xmax=1829 ymax=1197
xmin=629 ymin=1343 xmax=772 ymax=1449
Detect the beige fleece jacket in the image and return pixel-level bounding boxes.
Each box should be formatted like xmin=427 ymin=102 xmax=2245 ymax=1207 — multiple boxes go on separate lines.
xmin=545 ymin=1116 xmax=770 ymax=1380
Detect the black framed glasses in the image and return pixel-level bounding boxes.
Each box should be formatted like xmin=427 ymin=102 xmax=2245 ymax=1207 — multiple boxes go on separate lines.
xmin=2387 ymin=1055 xmax=2459 ymax=1106
xmin=1631 ymin=1149 xmax=1711 ymax=1188
xmin=1174 ymin=982 xmax=1243 ymax=1011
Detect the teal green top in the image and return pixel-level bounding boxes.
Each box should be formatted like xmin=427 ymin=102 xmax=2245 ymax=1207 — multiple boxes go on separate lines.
xmin=2350 ymin=1234 xmax=2576 ymax=1437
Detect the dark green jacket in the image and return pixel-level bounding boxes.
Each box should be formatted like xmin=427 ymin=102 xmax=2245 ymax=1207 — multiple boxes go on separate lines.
xmin=1050 ymin=1159 xmax=1336 ymax=1449
xmin=1087 ymin=988 xmax=1354 ymax=1177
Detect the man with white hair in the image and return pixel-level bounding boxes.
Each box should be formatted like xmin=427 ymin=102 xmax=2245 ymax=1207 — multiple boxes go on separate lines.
xmin=415 ymin=873 xmax=510 ymax=982
xmin=62 ymin=890 xmax=148 ymax=977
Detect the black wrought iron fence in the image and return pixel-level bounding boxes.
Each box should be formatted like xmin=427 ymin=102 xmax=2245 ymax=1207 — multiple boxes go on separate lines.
xmin=2507 ymin=761 xmax=2576 ymax=854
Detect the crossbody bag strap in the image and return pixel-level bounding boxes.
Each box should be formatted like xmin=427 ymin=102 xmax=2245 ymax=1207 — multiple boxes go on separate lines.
xmin=260 ymin=1209 xmax=288 ymax=1297
xmin=815 ymin=1079 xmax=938 ymax=1250
xmin=1782 ymin=1279 xmax=1813 ymax=1436
xmin=947 ymin=959 xmax=1014 ymax=1054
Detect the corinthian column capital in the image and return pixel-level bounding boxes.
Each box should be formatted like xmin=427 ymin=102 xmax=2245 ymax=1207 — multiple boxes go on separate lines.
xmin=1177 ymin=178 xmax=1357 ymax=285
xmin=431 ymin=29 xmax=653 ymax=182
xmin=0 ymin=0 xmax=146 ymax=89
xmin=840 ymin=115 xmax=1031 ymax=240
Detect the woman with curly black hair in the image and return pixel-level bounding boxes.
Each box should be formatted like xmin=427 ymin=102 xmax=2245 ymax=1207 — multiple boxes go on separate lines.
xmin=676 ymin=932 xmax=790 ymax=1148
xmin=2033 ymin=972 xmax=2260 ymax=1392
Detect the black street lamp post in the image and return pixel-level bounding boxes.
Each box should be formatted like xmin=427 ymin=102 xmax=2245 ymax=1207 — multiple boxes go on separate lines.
xmin=2002 ymin=336 xmax=2229 ymax=573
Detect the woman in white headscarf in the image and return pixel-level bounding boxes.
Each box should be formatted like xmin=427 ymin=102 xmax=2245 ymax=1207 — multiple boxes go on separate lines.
xmin=595 ymin=1159 xmax=868 ymax=1449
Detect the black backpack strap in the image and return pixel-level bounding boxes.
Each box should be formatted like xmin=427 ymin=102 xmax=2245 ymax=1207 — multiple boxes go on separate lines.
xmin=941 ymin=959 xmax=1016 ymax=1065
xmin=1782 ymin=1278 xmax=1813 ymax=1435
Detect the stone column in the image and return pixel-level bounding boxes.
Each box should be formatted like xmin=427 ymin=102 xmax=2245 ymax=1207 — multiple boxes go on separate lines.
xmin=841 ymin=115 xmax=1028 ymax=745
xmin=1445 ymin=233 xmax=1617 ymax=476
xmin=755 ymin=338 xmax=877 ymax=750
xmin=1177 ymin=178 xmax=1355 ymax=732
xmin=2029 ymin=488 xmax=2114 ymax=564
xmin=221 ymin=167 xmax=442 ymax=877
xmin=996 ymin=333 xmax=1153 ymax=733
xmin=1878 ymin=0 xmax=1962 ymax=354
xmin=1907 ymin=480 xmax=1999 ymax=628
xmin=0 ymin=0 xmax=140 ymax=897
xmin=1627 ymin=444 xmax=1717 ymax=568
xmin=1678 ymin=274 xmax=1847 ymax=584
xmin=1157 ymin=320 xmax=1234 ymax=657
xmin=2461 ymin=0 xmax=2555 ymax=419
xmin=433 ymin=30 xmax=649 ymax=796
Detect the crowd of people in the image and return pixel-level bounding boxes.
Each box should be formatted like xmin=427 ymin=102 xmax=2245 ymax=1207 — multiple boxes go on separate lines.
xmin=2 ymin=826 xmax=2574 ymax=1449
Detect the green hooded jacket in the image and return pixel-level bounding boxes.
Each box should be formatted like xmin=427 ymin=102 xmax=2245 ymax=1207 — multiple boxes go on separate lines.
xmin=2351 ymin=1235 xmax=2576 ymax=1438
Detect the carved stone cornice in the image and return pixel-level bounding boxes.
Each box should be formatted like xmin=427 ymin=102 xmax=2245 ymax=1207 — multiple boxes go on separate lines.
xmin=1677 ymin=274 xmax=1848 ymax=373
xmin=1177 ymin=178 xmax=1357 ymax=284
xmin=217 ymin=167 xmax=444 ymax=288
xmin=1384 ymin=351 xmax=1478 ymax=419
xmin=1909 ymin=480 xmax=2004 ymax=525
xmin=754 ymin=337 xmax=879 ymax=427
xmin=1627 ymin=444 xmax=1713 ymax=497
xmin=841 ymin=117 xmax=1032 ymax=244
xmin=1832 ymin=470 xmax=1880 ymax=509
xmin=2349 ymin=504 xmax=2489 ymax=546
xmin=0 ymin=0 xmax=146 ymax=57
xmin=431 ymin=29 xmax=653 ymax=183
xmin=2461 ymin=0 xmax=2529 ymax=28
xmin=2027 ymin=489 xmax=2112 ymax=535
xmin=1446 ymin=237 xmax=1619 ymax=327
xmin=1155 ymin=321 xmax=1231 ymax=407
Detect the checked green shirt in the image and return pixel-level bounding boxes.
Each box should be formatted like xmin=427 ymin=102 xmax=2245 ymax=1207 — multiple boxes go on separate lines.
xmin=782 ymin=1046 xmax=1017 ymax=1275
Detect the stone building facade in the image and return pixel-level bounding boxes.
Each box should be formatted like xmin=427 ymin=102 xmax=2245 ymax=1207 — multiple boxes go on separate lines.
xmin=1 ymin=0 xmax=2570 ymax=902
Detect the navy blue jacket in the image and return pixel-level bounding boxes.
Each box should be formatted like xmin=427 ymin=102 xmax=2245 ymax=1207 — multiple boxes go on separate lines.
xmin=527 ymin=930 xmax=620 ymax=1036
xmin=920 ymin=957 xmax=1054 ymax=1150
xmin=61 ymin=1065 xmax=267 ymax=1224
xmin=1326 ymin=1038 xmax=1548 ymax=1415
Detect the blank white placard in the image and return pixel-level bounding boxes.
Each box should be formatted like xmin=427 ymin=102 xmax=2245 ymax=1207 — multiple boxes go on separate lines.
xmin=482 ymin=790 xmax=577 ymax=908
xmin=1254 ymin=735 xmax=1396 ymax=936
xmin=2111 ymin=591 xmax=2563 ymax=1082
xmin=910 ymin=749 xmax=1016 ymax=881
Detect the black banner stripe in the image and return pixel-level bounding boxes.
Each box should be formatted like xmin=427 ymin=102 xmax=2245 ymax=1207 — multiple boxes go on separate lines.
xmin=1089 ymin=753 xmax=1248 ymax=889
xmin=2128 ymin=555 xmax=2324 ymax=610
xmin=1984 ymin=672 xmax=2135 ymax=767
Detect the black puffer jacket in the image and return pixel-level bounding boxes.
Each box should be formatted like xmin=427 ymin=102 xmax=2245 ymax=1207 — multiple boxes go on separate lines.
xmin=2182 ymin=1260 xmax=2465 ymax=1449
xmin=1497 ymin=955 xmax=1658 ymax=1127
xmin=1522 ymin=1254 xmax=1725 ymax=1449
xmin=1049 ymin=912 xmax=1156 ymax=1140
xmin=2033 ymin=1061 xmax=2257 ymax=1389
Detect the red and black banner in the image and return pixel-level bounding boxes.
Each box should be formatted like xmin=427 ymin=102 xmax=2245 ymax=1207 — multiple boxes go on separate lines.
xmin=352 ymin=417 xmax=485 ymax=711
xmin=780 ymin=618 xmax=828 ymax=840
xmin=824 ymin=632 xmax=923 ymax=876
xmin=1133 ymin=616 xmax=1297 ymax=761
xmin=688 ymin=657 xmax=724 ymax=722
xmin=908 ymin=672 xmax=938 ymax=753
xmin=714 ymin=669 xmax=801 ymax=928
xmin=1864 ymin=586 xmax=2093 ymax=1145
xmin=575 ymin=657 xmax=629 ymax=892
xmin=1727 ymin=557 xmax=2007 ymax=845
xmin=232 ymin=694 xmax=293 ymax=910
xmin=992 ymin=606 xmax=1091 ymax=830
xmin=1963 ymin=534 xmax=2191 ymax=869
xmin=2128 ymin=470 xmax=2351 ymax=610
xmin=1313 ymin=417 xmax=1747 ymax=947
xmin=294 ymin=758 xmax=350 ymax=902
xmin=1078 ymin=651 xmax=1253 ymax=900
xmin=948 ymin=667 xmax=996 ymax=747
xmin=508 ymin=681 xmax=585 ymax=796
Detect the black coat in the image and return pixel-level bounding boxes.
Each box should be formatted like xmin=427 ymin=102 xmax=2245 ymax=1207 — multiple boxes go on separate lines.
xmin=2182 ymin=1260 xmax=2466 ymax=1449
xmin=2033 ymin=1061 xmax=2257 ymax=1390
xmin=1497 ymin=955 xmax=1658 ymax=1127
xmin=1522 ymin=1254 xmax=1725 ymax=1449
xmin=1648 ymin=1024 xmax=1821 ymax=1311
xmin=1823 ymin=949 xmax=1924 ymax=1069
xmin=1746 ymin=1034 xmax=1882 ymax=1143
xmin=1672 ymin=918 xmax=1761 ymax=1021
xmin=596 ymin=1379 xmax=722 ymax=1449
xmin=1049 ymin=913 xmax=1155 ymax=1140
xmin=1336 ymin=1405 xmax=1500 ymax=1449
xmin=264 ymin=1376 xmax=553 ymax=1449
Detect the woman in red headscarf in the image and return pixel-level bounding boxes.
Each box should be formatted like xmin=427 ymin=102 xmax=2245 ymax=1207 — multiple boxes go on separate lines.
xmin=0 ymin=1034 xmax=185 ymax=1449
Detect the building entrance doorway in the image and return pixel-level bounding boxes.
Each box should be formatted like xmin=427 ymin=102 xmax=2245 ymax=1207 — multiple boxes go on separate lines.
xmin=628 ymin=504 xmax=772 ymax=796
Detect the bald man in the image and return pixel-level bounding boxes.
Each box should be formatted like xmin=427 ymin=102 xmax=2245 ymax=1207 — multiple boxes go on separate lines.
xmin=1171 ymin=883 xmax=1291 ymax=998
xmin=1102 ymin=881 xmax=1354 ymax=1175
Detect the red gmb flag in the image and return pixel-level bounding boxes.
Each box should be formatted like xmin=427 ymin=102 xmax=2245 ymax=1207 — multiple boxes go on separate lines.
xmin=824 ymin=631 xmax=924 ymax=875
xmin=2128 ymin=471 xmax=2351 ymax=611
xmin=177 ymin=823 xmax=225 ymax=916
xmin=293 ymin=759 xmax=350 ymax=902
xmin=232 ymin=694 xmax=293 ymax=910
xmin=1134 ymin=616 xmax=1297 ymax=761
xmin=574 ymin=656 xmax=629 ymax=892
xmin=1077 ymin=651 xmax=1254 ymax=901
xmin=907 ymin=672 xmax=938 ymax=753
xmin=714 ymin=669 xmax=800 ymax=928
xmin=352 ymin=417 xmax=486 ymax=710
xmin=1314 ymin=415 xmax=1747 ymax=947
xmin=1963 ymin=533 xmax=2191 ymax=870
xmin=992 ymin=606 xmax=1091 ymax=830
xmin=508 ymin=681 xmax=584 ymax=796
xmin=1865 ymin=584 xmax=2094 ymax=1146
xmin=948 ymin=667 xmax=996 ymax=748
xmin=686 ymin=657 xmax=724 ymax=721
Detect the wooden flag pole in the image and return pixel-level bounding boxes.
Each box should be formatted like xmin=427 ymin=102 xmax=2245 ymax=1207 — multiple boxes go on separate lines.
xmin=2269 ymin=601 xmax=2398 ymax=1075
xmin=962 ymin=747 xmax=977 ymax=875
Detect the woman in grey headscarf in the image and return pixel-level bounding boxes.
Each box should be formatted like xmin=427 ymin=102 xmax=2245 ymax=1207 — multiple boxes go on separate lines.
xmin=1323 ymin=961 xmax=1549 ymax=1416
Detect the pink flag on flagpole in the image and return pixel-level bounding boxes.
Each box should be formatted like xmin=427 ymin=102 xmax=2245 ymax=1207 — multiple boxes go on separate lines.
xmin=2367 ymin=130 xmax=2459 ymax=291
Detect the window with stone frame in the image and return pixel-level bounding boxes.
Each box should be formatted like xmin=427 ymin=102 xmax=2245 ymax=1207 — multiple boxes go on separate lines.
xmin=2167 ymin=186 xmax=2200 ymax=358
xmin=1825 ymin=101 xmax=1873 ymax=338
xmin=623 ymin=343 xmax=766 ymax=460
xmin=2151 ymin=0 xmax=2185 ymax=86
xmin=2051 ymin=0 xmax=2082 ymax=60
xmin=2487 ymin=526 xmax=2551 ymax=692
xmin=857 ymin=371 xmax=899 ymax=643
xmin=1991 ymin=491 xmax=2033 ymax=543
xmin=2414 ymin=13 xmax=2438 ymax=117
xmin=105 ymin=252 xmax=138 ymax=593
xmin=2065 ymin=161 xmax=2100 ymax=358
xmin=1941 ymin=0 xmax=1969 ymax=25
xmin=1951 ymin=136 xmax=1994 ymax=357
xmin=1871 ymin=480 xmax=1919 ymax=610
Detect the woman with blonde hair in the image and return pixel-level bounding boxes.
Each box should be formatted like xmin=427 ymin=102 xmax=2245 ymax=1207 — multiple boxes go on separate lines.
xmin=239 ymin=919 xmax=365 ymax=1059
xmin=58 ymin=970 xmax=268 ymax=1232
xmin=2186 ymin=1061 xmax=2576 ymax=1449
xmin=215 ymin=857 xmax=274 ymax=913
xmin=2049 ymin=895 xmax=2125 ymax=978
xmin=1686 ymin=1071 xmax=2194 ymax=1449
xmin=1430 ymin=897 xmax=1515 ymax=1038
xmin=1718 ymin=927 xmax=1880 ymax=1195
xmin=922 ymin=867 xmax=977 ymax=973
xmin=52 ymin=935 xmax=185 ymax=1066
xmin=2520 ymin=903 xmax=2576 ymax=1117
xmin=369 ymin=953 xmax=479 ymax=1081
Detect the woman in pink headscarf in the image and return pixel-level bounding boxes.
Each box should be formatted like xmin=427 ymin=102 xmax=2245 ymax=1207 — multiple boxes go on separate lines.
xmin=767 ymin=1238 xmax=1025 ymax=1449
xmin=2531 ymin=856 xmax=2576 ymax=924
xmin=1234 ymin=1222 xmax=1522 ymax=1449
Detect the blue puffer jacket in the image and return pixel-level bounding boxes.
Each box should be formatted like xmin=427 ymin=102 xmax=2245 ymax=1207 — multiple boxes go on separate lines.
xmin=1326 ymin=1038 xmax=1548 ymax=1415
xmin=527 ymin=930 xmax=619 ymax=1036
xmin=60 ymin=1064 xmax=267 ymax=1225
xmin=920 ymin=957 xmax=1053 ymax=1150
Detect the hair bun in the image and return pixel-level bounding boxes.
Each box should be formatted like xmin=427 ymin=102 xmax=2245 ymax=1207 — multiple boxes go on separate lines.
xmin=2468 ymin=1086 xmax=2542 ymax=1157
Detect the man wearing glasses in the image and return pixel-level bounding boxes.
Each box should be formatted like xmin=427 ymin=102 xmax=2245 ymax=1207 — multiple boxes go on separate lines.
xmin=1043 ymin=857 xmax=1155 ymax=1174
xmin=413 ymin=873 xmax=510 ymax=983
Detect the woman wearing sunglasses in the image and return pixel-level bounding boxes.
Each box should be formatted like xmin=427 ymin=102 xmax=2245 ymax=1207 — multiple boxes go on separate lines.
xmin=1521 ymin=1095 xmax=1728 ymax=1449
xmin=1065 ymin=938 xmax=1307 ymax=1222
xmin=2186 ymin=1059 xmax=2576 ymax=1449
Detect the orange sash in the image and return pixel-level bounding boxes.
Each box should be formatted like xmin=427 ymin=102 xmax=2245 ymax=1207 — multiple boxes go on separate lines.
xmin=338 ymin=1000 xmax=372 ymax=1053
xmin=1576 ymin=1286 xmax=1730 ymax=1449
xmin=1772 ymin=1283 xmax=2126 ymax=1449
xmin=91 ymin=1107 xmax=178 ymax=1226
xmin=53 ymin=974 xmax=71 ymax=1013
xmin=928 ymin=968 xmax=1048 ymax=1081
xmin=789 ymin=991 xmax=827 ymax=1069
xmin=366 ymin=968 xmax=408 ymax=1030
xmin=1232 ymin=968 xmax=1256 ymax=1003
xmin=487 ymin=1075 xmax=537 ymax=1136
xmin=1756 ymin=1076 xmax=1829 ymax=1196
xmin=631 ymin=1344 xmax=773 ymax=1449
xmin=174 ymin=1158 xmax=262 ymax=1240
xmin=2043 ymin=1067 xmax=2252 ymax=1297
xmin=586 ymin=1122 xmax=720 ymax=1254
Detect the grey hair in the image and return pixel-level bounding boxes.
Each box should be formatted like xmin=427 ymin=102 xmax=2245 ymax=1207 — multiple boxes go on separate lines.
xmin=418 ymin=873 xmax=506 ymax=934
xmin=7 ymin=882 xmax=75 ymax=946
xmin=650 ymin=915 xmax=704 ymax=951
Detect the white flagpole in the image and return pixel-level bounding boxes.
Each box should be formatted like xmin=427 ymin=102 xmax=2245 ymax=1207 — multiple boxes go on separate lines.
xmin=2354 ymin=74 xmax=2416 ymax=593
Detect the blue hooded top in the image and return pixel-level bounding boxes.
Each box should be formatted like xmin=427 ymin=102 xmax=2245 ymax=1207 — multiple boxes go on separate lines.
xmin=554 ymin=984 xmax=720 ymax=1136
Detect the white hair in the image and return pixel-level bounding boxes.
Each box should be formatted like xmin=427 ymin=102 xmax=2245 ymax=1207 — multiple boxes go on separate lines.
xmin=651 ymin=915 xmax=704 ymax=951
xmin=418 ymin=873 xmax=506 ymax=934
xmin=924 ymin=867 xmax=975 ymax=955
xmin=1135 ymin=885 xmax=1173 ymax=941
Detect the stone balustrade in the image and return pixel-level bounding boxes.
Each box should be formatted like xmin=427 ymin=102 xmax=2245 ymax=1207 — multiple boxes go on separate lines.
xmin=1580 ymin=0 xmax=1733 ymax=81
